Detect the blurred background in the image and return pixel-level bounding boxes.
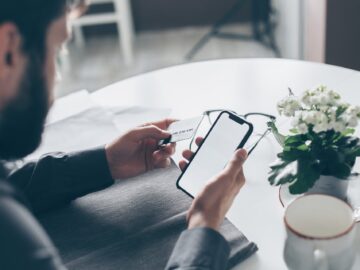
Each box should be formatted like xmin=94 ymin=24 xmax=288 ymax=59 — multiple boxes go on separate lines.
xmin=57 ymin=0 xmax=360 ymax=98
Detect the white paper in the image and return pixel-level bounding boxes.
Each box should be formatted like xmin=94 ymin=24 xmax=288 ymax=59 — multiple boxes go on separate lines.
xmin=46 ymin=90 xmax=96 ymax=125
xmin=27 ymin=107 xmax=119 ymax=161
xmin=108 ymin=106 xmax=172 ymax=133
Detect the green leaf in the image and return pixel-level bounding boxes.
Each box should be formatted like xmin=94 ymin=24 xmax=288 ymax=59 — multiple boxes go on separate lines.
xmin=339 ymin=137 xmax=359 ymax=148
xmin=269 ymin=160 xmax=288 ymax=170
xmin=350 ymin=146 xmax=360 ymax=157
xmin=288 ymin=158 xmax=320 ymax=194
xmin=332 ymin=163 xmax=352 ymax=179
xmin=318 ymin=147 xmax=344 ymax=167
xmin=285 ymin=135 xmax=306 ymax=146
xmin=288 ymin=177 xmax=311 ymax=194
xmin=279 ymin=146 xmax=311 ymax=162
xmin=268 ymin=160 xmax=297 ymax=186
xmin=268 ymin=160 xmax=288 ymax=184
xmin=336 ymin=106 xmax=347 ymax=117
xmin=296 ymin=144 xmax=309 ymax=151
xmin=277 ymin=173 xmax=297 ymax=185
xmin=342 ymin=128 xmax=355 ymax=136
xmin=268 ymin=121 xmax=286 ymax=147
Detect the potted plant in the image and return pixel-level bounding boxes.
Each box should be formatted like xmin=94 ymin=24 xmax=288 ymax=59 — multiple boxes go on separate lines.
xmin=268 ymin=86 xmax=360 ymax=200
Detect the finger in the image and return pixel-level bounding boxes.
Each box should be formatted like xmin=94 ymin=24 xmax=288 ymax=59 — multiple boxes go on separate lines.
xmin=163 ymin=142 xmax=176 ymax=153
xmin=223 ymin=149 xmax=248 ymax=175
xmin=182 ymin=149 xmax=194 ymax=161
xmin=235 ymin=164 xmax=246 ymax=188
xmin=141 ymin=118 xmax=179 ymax=130
xmin=179 ymin=160 xmax=188 ymax=171
xmin=130 ymin=125 xmax=171 ymax=141
xmin=153 ymin=144 xmax=176 ymax=160
xmin=155 ymin=158 xmax=172 ymax=169
xmin=195 ymin=137 xmax=204 ymax=147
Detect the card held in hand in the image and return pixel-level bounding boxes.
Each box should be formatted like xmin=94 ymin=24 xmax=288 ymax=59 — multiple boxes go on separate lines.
xmin=158 ymin=116 xmax=203 ymax=145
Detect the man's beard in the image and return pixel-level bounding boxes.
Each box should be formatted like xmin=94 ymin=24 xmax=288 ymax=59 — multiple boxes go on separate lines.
xmin=0 ymin=53 xmax=49 ymax=160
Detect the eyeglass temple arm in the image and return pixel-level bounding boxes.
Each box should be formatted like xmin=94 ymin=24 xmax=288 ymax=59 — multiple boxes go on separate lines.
xmin=244 ymin=112 xmax=276 ymax=120
xmin=247 ymin=129 xmax=271 ymax=155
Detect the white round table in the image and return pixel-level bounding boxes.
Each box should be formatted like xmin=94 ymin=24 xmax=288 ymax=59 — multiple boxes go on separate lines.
xmin=91 ymin=58 xmax=360 ymax=270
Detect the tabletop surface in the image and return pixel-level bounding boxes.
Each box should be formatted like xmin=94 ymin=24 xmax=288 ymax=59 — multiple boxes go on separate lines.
xmin=90 ymin=58 xmax=360 ymax=270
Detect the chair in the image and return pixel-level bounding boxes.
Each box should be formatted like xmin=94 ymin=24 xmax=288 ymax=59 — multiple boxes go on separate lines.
xmin=71 ymin=0 xmax=135 ymax=65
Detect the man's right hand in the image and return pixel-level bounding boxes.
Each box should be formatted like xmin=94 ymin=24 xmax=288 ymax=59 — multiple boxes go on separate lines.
xmin=179 ymin=137 xmax=248 ymax=231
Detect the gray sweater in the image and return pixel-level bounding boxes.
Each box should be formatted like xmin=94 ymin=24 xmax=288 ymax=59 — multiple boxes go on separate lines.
xmin=0 ymin=148 xmax=230 ymax=270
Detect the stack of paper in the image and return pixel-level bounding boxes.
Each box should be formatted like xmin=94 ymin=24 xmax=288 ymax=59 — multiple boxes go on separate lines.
xmin=28 ymin=90 xmax=173 ymax=162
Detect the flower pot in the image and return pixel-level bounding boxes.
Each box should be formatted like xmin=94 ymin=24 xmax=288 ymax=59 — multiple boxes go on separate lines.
xmin=306 ymin=175 xmax=349 ymax=201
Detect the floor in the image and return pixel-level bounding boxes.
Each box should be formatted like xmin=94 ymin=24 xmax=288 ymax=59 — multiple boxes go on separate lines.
xmin=56 ymin=23 xmax=276 ymax=98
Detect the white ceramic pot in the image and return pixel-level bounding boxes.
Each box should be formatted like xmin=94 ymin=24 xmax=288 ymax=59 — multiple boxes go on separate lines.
xmin=306 ymin=175 xmax=349 ymax=201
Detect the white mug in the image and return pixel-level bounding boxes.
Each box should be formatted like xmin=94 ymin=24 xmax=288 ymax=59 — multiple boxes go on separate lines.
xmin=283 ymin=194 xmax=359 ymax=270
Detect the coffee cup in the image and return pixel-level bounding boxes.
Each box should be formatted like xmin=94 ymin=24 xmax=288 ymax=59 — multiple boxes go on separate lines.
xmin=283 ymin=194 xmax=359 ymax=270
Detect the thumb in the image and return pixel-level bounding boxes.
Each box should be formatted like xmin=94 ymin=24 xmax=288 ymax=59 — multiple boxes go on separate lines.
xmin=224 ymin=149 xmax=247 ymax=175
xmin=130 ymin=125 xmax=171 ymax=141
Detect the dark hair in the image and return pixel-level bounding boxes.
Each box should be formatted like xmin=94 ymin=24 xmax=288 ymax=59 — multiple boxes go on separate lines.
xmin=0 ymin=0 xmax=67 ymax=62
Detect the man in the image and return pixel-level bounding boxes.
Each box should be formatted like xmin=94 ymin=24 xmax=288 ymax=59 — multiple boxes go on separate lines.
xmin=0 ymin=1 xmax=248 ymax=269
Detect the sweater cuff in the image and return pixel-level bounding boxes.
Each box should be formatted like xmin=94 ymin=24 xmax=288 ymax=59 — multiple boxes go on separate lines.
xmin=66 ymin=147 xmax=114 ymax=190
xmin=166 ymin=227 xmax=230 ymax=270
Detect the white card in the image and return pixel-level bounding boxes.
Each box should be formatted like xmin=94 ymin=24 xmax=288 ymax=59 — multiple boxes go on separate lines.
xmin=158 ymin=116 xmax=204 ymax=145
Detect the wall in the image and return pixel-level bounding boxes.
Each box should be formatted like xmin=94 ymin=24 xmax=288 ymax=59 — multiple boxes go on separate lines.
xmin=303 ymin=0 xmax=327 ymax=62
xmin=131 ymin=0 xmax=251 ymax=31
xmin=272 ymin=0 xmax=302 ymax=59
xmin=87 ymin=0 xmax=306 ymax=61
xmin=87 ymin=0 xmax=251 ymax=33
xmin=325 ymin=0 xmax=360 ymax=70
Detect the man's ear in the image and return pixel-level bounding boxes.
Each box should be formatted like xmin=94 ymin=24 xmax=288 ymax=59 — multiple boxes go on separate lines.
xmin=0 ymin=23 xmax=24 ymax=79
xmin=0 ymin=23 xmax=26 ymax=108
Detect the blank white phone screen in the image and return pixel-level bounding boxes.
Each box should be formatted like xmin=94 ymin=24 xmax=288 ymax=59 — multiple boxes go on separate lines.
xmin=178 ymin=112 xmax=251 ymax=197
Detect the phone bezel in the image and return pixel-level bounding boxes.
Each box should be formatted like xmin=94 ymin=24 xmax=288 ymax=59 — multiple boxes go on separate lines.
xmin=176 ymin=110 xmax=253 ymax=198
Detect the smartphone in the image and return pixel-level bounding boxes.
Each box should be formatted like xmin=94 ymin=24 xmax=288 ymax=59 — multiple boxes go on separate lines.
xmin=176 ymin=111 xmax=253 ymax=198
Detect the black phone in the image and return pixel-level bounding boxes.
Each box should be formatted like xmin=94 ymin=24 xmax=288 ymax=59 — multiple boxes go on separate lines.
xmin=176 ymin=111 xmax=253 ymax=198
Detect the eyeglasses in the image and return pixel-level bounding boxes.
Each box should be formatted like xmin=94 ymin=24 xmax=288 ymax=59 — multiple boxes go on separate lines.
xmin=189 ymin=109 xmax=276 ymax=155
xmin=67 ymin=0 xmax=89 ymax=19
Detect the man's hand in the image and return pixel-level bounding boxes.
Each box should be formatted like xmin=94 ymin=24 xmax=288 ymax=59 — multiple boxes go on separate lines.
xmin=105 ymin=119 xmax=177 ymax=180
xmin=179 ymin=137 xmax=247 ymax=231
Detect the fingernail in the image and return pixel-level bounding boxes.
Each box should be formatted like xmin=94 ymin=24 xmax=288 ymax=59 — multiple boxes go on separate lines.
xmin=163 ymin=131 xmax=171 ymax=137
xmin=238 ymin=149 xmax=248 ymax=160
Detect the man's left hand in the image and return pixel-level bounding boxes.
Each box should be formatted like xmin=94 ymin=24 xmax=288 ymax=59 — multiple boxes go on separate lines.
xmin=105 ymin=119 xmax=177 ymax=180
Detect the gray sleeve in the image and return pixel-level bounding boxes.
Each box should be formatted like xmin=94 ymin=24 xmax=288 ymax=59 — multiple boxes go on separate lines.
xmin=0 ymin=196 xmax=67 ymax=270
xmin=8 ymin=147 xmax=114 ymax=214
xmin=165 ymin=228 xmax=230 ymax=270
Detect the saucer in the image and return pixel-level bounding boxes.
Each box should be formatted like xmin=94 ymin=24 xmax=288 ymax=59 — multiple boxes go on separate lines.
xmin=279 ymin=178 xmax=360 ymax=213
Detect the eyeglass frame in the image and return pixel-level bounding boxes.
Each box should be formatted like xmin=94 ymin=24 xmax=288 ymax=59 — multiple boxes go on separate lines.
xmin=189 ymin=109 xmax=276 ymax=155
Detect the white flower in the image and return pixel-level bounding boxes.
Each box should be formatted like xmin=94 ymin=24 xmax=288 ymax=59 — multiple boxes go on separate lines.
xmin=330 ymin=121 xmax=347 ymax=133
xmin=348 ymin=117 xmax=358 ymax=127
xmin=318 ymin=93 xmax=330 ymax=105
xmin=328 ymin=90 xmax=341 ymax=103
xmin=314 ymin=112 xmax=331 ymax=133
xmin=301 ymin=111 xmax=318 ymax=125
xmin=328 ymin=107 xmax=337 ymax=122
xmin=301 ymin=90 xmax=312 ymax=106
xmin=318 ymin=105 xmax=329 ymax=112
xmin=313 ymin=122 xmax=329 ymax=133
xmin=341 ymin=114 xmax=358 ymax=128
xmin=297 ymin=123 xmax=308 ymax=134
xmin=278 ymin=86 xmax=359 ymax=135
xmin=277 ymin=96 xmax=302 ymax=117
xmin=298 ymin=111 xmax=329 ymax=133
xmin=309 ymin=96 xmax=320 ymax=106
xmin=346 ymin=105 xmax=360 ymax=117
